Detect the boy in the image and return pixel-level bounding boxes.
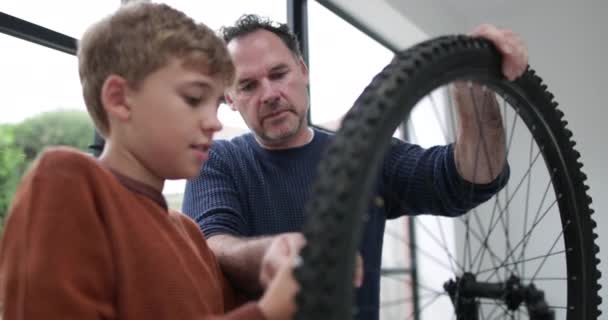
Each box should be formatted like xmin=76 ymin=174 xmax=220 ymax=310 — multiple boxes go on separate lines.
xmin=0 ymin=2 xmax=299 ymax=319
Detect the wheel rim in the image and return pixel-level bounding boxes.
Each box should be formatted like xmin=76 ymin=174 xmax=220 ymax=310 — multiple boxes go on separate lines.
xmin=379 ymin=81 xmax=571 ymax=320
xmin=294 ymin=36 xmax=600 ymax=320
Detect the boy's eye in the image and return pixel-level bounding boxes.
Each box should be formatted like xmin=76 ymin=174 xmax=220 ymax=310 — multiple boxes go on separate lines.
xmin=183 ymin=96 xmax=202 ymax=106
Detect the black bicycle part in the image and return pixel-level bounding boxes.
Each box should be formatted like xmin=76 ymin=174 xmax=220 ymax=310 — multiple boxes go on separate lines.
xmin=293 ymin=35 xmax=601 ymax=320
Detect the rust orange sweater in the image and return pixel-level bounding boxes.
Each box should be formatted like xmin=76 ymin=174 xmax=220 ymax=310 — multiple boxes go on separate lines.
xmin=0 ymin=147 xmax=265 ymax=320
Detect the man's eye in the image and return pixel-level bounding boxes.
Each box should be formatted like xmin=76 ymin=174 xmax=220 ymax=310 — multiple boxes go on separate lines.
xmin=239 ymin=82 xmax=255 ymax=92
xmin=269 ymin=71 xmax=286 ymax=80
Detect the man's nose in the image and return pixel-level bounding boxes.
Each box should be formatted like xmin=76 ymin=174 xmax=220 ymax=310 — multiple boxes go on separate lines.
xmin=260 ymin=79 xmax=280 ymax=105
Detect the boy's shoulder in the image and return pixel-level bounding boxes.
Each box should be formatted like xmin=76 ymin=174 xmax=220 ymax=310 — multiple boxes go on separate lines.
xmin=29 ymin=146 xmax=103 ymax=180
xmin=10 ymin=146 xmax=110 ymax=212
xmin=36 ymin=146 xmax=97 ymax=166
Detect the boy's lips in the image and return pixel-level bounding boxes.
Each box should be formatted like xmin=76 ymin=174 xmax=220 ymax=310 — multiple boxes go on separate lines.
xmin=190 ymin=143 xmax=211 ymax=161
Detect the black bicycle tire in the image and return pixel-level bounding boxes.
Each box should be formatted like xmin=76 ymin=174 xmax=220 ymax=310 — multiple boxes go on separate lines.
xmin=293 ymin=35 xmax=601 ymax=320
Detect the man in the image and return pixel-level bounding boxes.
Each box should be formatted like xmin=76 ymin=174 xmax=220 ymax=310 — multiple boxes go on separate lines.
xmin=182 ymin=14 xmax=528 ymax=320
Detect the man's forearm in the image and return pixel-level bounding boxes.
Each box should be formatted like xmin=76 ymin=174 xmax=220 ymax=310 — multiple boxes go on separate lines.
xmin=451 ymin=82 xmax=506 ymax=184
xmin=208 ymin=234 xmax=274 ymax=295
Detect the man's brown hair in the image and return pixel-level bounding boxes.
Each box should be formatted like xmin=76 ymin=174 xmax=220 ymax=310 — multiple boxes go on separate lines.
xmin=78 ymin=1 xmax=234 ymax=137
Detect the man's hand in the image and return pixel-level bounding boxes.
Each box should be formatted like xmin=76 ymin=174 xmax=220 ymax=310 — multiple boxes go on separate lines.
xmin=450 ymin=24 xmax=528 ymax=184
xmin=354 ymin=253 xmax=364 ymax=288
xmin=470 ymin=24 xmax=528 ymax=80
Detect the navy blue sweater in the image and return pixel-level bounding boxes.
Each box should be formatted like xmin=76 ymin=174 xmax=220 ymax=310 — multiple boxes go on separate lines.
xmin=183 ymin=128 xmax=508 ymax=320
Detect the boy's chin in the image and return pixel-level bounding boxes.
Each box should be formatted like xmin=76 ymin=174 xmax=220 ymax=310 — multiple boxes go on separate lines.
xmin=165 ymin=168 xmax=199 ymax=181
xmin=183 ymin=166 xmax=204 ymax=179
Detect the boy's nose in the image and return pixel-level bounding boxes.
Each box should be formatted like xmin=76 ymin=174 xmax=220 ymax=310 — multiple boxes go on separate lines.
xmin=201 ymin=110 xmax=223 ymax=134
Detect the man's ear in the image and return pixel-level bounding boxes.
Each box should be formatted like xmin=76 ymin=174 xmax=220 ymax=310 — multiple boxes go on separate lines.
xmin=298 ymin=57 xmax=309 ymax=86
xmin=101 ymin=75 xmax=131 ymax=121
xmin=224 ymin=92 xmax=237 ymax=111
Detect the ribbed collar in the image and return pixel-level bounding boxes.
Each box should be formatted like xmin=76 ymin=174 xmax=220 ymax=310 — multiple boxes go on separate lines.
xmin=106 ymin=167 xmax=168 ymax=211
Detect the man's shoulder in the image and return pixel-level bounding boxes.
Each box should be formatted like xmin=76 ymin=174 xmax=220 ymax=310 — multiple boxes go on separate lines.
xmin=311 ymin=125 xmax=335 ymax=137
xmin=212 ymin=132 xmax=255 ymax=150
xmin=209 ymin=133 xmax=257 ymax=161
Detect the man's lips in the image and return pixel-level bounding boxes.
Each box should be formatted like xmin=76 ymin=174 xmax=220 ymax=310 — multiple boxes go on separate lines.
xmin=262 ymin=109 xmax=293 ymax=122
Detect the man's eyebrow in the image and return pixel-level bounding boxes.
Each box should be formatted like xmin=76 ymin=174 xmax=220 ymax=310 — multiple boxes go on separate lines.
xmin=269 ymin=63 xmax=289 ymax=72
xmin=236 ymin=63 xmax=291 ymax=85
xmin=236 ymin=77 xmax=254 ymax=86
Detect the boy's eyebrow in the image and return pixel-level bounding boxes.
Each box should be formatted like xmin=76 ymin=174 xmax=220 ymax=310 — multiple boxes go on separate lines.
xmin=180 ymin=80 xmax=213 ymax=90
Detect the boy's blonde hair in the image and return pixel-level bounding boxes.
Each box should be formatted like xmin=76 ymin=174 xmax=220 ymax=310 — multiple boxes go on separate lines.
xmin=78 ymin=2 xmax=234 ymax=137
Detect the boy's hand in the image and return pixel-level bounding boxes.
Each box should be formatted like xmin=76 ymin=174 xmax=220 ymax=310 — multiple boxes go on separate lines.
xmin=257 ymin=234 xmax=363 ymax=320
xmin=259 ymin=233 xmax=364 ymax=288
xmin=258 ymin=233 xmax=303 ymax=320
xmin=259 ymin=232 xmax=305 ymax=288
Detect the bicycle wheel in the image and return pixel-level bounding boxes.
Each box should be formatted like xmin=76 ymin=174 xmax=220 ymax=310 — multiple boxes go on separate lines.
xmin=294 ymin=36 xmax=601 ymax=320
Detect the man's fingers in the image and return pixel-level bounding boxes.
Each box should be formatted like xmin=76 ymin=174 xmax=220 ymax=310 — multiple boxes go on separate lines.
xmin=470 ymin=24 xmax=528 ymax=80
xmin=354 ymin=254 xmax=364 ymax=288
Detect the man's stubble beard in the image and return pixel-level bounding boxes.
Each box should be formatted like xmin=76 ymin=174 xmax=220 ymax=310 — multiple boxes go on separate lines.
xmin=258 ymin=110 xmax=307 ymax=145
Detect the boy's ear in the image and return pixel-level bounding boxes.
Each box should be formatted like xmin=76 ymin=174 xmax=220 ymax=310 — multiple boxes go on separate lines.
xmin=224 ymin=92 xmax=237 ymax=111
xmin=101 ymin=75 xmax=131 ymax=121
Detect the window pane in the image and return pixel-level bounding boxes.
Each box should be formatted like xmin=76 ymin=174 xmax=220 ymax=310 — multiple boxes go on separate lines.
xmin=0 ymin=34 xmax=94 ymax=220
xmin=1 ymin=1 xmax=119 ymax=39
xmin=153 ymin=0 xmax=287 ymax=138
xmin=308 ymin=1 xmax=393 ymax=130
xmin=0 ymin=34 xmax=87 ymax=126
xmin=155 ymin=0 xmax=286 ymax=29
xmin=152 ymin=0 xmax=287 ymax=206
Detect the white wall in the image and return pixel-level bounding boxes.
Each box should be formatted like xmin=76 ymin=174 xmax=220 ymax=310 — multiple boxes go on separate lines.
xmin=391 ymin=0 xmax=608 ymax=307
xmin=391 ymin=0 xmax=608 ymax=314
xmin=329 ymin=0 xmax=608 ymax=315
xmin=501 ymin=2 xmax=608 ymax=311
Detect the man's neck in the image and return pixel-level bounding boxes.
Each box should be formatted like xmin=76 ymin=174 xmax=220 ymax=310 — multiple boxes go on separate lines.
xmin=255 ymin=127 xmax=314 ymax=150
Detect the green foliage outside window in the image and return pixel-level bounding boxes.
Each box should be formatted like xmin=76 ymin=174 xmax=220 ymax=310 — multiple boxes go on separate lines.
xmin=0 ymin=110 xmax=94 ymax=230
xmin=0 ymin=125 xmax=24 ymax=230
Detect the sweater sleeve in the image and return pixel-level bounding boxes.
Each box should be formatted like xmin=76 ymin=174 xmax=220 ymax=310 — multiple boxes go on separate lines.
xmin=382 ymin=141 xmax=509 ymax=219
xmin=173 ymin=213 xmax=265 ymax=320
xmin=182 ymin=142 xmax=250 ymax=238
xmin=0 ymin=151 xmax=115 ymax=319
xmin=208 ymin=301 xmax=266 ymax=320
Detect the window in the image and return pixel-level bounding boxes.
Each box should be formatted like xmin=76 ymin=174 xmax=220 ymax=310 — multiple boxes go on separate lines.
xmin=1 ymin=1 xmax=289 ymax=210
xmin=156 ymin=0 xmax=287 ymax=142
xmin=2 ymin=1 xmax=118 ymax=39
xmin=307 ymin=1 xmax=394 ymax=130
xmin=152 ymin=0 xmax=288 ymax=207
xmin=0 ymin=33 xmax=94 ymax=221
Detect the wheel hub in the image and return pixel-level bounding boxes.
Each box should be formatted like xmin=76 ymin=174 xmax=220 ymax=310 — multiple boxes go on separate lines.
xmin=444 ymin=273 xmax=555 ymax=320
